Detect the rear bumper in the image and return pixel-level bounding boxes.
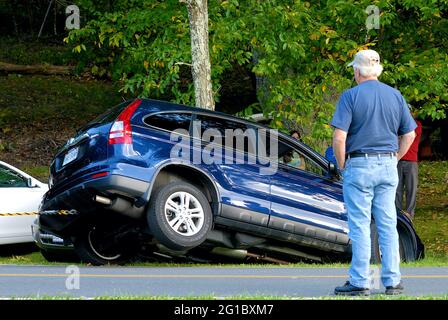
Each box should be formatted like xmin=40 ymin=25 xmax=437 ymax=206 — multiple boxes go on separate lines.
xmin=39 ymin=174 xmax=150 ymax=237
xmin=42 ymin=174 xmax=150 ymax=211
xmin=32 ymin=219 xmax=73 ymax=251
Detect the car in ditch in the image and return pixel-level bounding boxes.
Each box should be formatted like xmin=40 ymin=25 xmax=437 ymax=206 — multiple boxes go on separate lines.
xmin=37 ymin=98 xmax=424 ymax=265
xmin=0 ymin=161 xmax=48 ymax=245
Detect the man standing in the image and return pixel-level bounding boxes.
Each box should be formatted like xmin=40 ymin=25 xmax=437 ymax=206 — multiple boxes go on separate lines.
xmin=395 ymin=115 xmax=422 ymax=219
xmin=331 ymin=50 xmax=416 ymax=296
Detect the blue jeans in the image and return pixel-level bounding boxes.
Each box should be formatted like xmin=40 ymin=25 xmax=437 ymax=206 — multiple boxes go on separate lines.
xmin=343 ymin=155 xmax=401 ymax=288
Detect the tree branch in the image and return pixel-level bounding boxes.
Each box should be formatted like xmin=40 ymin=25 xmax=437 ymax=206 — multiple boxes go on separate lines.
xmin=175 ymin=62 xmax=193 ymax=67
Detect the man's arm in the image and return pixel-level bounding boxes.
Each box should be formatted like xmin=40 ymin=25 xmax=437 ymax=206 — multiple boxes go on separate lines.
xmin=397 ymin=130 xmax=416 ymax=160
xmin=333 ymin=128 xmax=347 ymax=170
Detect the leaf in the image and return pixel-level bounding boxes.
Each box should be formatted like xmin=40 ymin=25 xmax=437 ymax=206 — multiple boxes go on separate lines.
xmin=73 ymin=45 xmax=82 ymax=53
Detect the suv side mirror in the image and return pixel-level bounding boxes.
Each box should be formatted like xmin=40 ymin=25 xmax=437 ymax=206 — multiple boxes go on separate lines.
xmin=328 ymin=162 xmax=339 ymax=178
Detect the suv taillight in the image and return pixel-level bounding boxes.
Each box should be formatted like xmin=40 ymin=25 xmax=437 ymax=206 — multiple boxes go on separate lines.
xmin=108 ymin=99 xmax=142 ymax=145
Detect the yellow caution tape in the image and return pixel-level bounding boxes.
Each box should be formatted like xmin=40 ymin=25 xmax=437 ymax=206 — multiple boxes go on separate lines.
xmin=0 ymin=212 xmax=38 ymax=216
xmin=0 ymin=210 xmax=77 ymax=217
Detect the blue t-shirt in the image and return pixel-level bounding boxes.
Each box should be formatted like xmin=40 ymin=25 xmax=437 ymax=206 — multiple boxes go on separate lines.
xmin=331 ymin=80 xmax=417 ymax=154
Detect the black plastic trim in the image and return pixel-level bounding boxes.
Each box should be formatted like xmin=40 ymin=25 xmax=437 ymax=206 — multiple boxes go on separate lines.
xmin=220 ymin=204 xmax=269 ymax=227
xmin=269 ymin=216 xmax=349 ymax=245
xmin=214 ymin=216 xmax=349 ymax=254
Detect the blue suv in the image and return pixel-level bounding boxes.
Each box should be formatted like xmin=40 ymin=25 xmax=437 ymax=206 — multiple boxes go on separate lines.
xmin=38 ymin=98 xmax=424 ymax=265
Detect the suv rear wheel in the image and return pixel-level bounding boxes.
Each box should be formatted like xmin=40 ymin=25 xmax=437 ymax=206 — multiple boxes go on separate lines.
xmin=73 ymin=225 xmax=134 ymax=265
xmin=147 ymin=181 xmax=213 ymax=251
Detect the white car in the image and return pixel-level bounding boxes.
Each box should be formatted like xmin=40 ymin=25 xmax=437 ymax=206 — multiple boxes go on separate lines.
xmin=0 ymin=161 xmax=48 ymax=245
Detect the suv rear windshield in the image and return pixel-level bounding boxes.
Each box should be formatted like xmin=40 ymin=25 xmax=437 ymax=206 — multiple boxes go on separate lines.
xmin=76 ymin=101 xmax=131 ymax=134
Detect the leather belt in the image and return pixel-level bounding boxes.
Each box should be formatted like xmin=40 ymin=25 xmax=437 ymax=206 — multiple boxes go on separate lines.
xmin=346 ymin=152 xmax=396 ymax=159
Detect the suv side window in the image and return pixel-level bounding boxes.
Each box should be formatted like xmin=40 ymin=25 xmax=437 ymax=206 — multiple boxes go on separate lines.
xmin=277 ymin=140 xmax=326 ymax=176
xmin=195 ymin=115 xmax=256 ymax=155
xmin=0 ymin=165 xmax=27 ymax=188
xmin=144 ymin=113 xmax=191 ymax=132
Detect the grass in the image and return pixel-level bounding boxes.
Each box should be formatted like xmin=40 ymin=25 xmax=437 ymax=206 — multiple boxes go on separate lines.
xmin=412 ymin=161 xmax=448 ymax=258
xmin=0 ymin=244 xmax=61 ymax=265
xmin=0 ymin=36 xmax=73 ymax=66
xmin=0 ymin=249 xmax=447 ymax=267
xmin=0 ymin=251 xmax=56 ymax=266
xmin=0 ymin=74 xmax=123 ymax=128
xmin=0 ymin=74 xmax=124 ymax=173
xmin=7 ymin=294 xmax=448 ymax=300
xmin=20 ymin=166 xmax=50 ymax=182
xmin=95 ymin=294 xmax=448 ymax=300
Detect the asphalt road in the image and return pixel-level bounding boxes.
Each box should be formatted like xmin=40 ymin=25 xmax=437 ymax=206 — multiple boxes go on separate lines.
xmin=0 ymin=265 xmax=447 ymax=298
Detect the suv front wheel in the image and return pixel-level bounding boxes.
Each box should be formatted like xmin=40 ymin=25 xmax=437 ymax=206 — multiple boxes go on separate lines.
xmin=370 ymin=222 xmax=416 ymax=263
xmin=147 ymin=181 xmax=213 ymax=251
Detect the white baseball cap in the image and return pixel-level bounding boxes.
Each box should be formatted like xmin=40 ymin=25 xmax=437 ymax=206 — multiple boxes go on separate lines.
xmin=348 ymin=49 xmax=381 ymax=68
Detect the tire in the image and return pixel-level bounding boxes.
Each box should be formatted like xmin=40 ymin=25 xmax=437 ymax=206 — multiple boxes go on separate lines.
xmin=370 ymin=223 xmax=416 ymax=263
xmin=147 ymin=181 xmax=213 ymax=251
xmin=72 ymin=225 xmax=134 ymax=265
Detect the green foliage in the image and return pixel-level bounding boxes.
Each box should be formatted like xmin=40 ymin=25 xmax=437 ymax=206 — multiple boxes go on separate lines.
xmin=0 ymin=37 xmax=73 ymax=66
xmin=67 ymin=1 xmax=191 ymax=103
xmin=67 ymin=0 xmax=448 ymax=150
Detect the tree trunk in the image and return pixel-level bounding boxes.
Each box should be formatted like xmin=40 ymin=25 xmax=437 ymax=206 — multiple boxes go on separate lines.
xmin=12 ymin=0 xmax=19 ymax=36
xmin=54 ymin=1 xmax=57 ymax=35
xmin=181 ymin=0 xmax=214 ymax=110
xmin=27 ymin=1 xmax=34 ymax=36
